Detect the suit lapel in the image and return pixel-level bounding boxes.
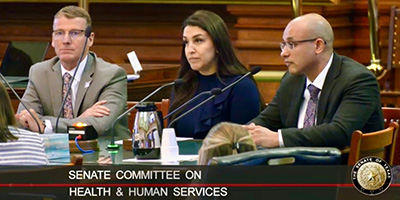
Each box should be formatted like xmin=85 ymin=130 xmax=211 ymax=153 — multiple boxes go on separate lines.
xmin=317 ymin=53 xmax=341 ymax=124
xmin=49 ymin=61 xmax=63 ymax=116
xmin=74 ymin=53 xmax=95 ymax=117
xmin=286 ymin=76 xmax=306 ymax=127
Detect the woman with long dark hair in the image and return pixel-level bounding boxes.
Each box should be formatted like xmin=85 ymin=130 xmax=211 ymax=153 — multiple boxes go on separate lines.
xmin=0 ymin=82 xmax=48 ymax=165
xmin=169 ymin=10 xmax=265 ymax=139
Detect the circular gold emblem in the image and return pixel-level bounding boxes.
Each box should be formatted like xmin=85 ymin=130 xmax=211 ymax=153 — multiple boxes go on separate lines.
xmin=351 ymin=156 xmax=392 ymax=196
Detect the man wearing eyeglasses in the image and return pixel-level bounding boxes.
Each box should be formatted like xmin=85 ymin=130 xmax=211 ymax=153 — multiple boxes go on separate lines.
xmin=243 ymin=13 xmax=383 ymax=149
xmin=16 ymin=5 xmax=130 ymax=138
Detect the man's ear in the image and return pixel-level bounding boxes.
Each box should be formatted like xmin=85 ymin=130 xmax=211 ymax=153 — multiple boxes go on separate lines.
xmin=87 ymin=32 xmax=95 ymax=48
xmin=315 ymin=38 xmax=325 ymax=54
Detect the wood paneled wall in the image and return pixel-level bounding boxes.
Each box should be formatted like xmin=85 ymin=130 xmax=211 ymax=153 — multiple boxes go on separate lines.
xmin=1 ymin=1 xmax=400 ymax=103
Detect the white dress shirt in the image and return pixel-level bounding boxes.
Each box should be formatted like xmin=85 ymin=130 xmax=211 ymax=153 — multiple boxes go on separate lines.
xmin=61 ymin=55 xmax=87 ymax=110
xmin=278 ymin=53 xmax=334 ymax=147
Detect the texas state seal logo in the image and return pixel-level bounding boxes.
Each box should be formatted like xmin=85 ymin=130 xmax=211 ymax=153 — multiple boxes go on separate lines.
xmin=351 ymin=156 xmax=392 ymax=196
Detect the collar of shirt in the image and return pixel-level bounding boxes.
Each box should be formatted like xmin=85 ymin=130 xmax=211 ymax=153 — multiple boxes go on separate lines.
xmin=296 ymin=53 xmax=334 ymax=129
xmin=305 ymin=53 xmax=334 ymax=91
xmin=60 ymin=55 xmax=88 ymax=111
xmin=61 ymin=55 xmax=88 ymax=82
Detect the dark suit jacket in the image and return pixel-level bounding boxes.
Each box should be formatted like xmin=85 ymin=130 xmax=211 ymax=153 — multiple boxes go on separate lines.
xmin=250 ymin=53 xmax=383 ymax=148
xmin=18 ymin=52 xmax=130 ymax=138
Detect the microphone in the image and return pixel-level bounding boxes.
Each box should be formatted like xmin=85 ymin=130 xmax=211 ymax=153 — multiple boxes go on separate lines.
xmin=55 ymin=25 xmax=92 ymax=133
xmin=168 ymin=66 xmax=261 ymax=129
xmin=0 ymin=73 xmax=42 ymax=134
xmin=168 ymin=89 xmax=222 ymax=128
xmin=107 ymin=78 xmax=184 ymax=150
xmin=221 ymin=66 xmax=261 ymax=93
xmin=163 ymin=87 xmax=222 ymax=121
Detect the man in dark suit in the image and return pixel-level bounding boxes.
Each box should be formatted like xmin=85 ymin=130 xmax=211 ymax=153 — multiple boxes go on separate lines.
xmin=243 ymin=13 xmax=383 ymax=148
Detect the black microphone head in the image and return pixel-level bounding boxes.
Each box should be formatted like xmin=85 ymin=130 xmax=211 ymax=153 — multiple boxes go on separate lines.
xmin=250 ymin=66 xmax=261 ymax=75
xmin=85 ymin=26 xmax=92 ymax=37
xmin=174 ymin=79 xmax=184 ymax=86
xmin=211 ymin=88 xmax=222 ymax=95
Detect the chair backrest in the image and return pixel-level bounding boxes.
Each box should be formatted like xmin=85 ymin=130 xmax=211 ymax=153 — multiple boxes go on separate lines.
xmin=382 ymin=107 xmax=400 ymax=127
xmin=127 ymin=99 xmax=169 ymax=132
xmin=210 ymin=147 xmax=342 ymax=165
xmin=69 ymin=154 xmax=83 ymax=166
xmin=348 ymin=122 xmax=399 ymax=165
xmin=387 ymin=6 xmax=400 ymax=70
xmin=380 ymin=6 xmax=400 ymax=96
xmin=382 ymin=107 xmax=400 ymax=165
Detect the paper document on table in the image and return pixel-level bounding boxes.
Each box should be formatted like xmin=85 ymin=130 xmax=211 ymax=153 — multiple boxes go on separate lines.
xmin=115 ymin=140 xmax=123 ymax=145
xmin=126 ymin=51 xmax=142 ymax=82
xmin=127 ymin=74 xmax=140 ymax=81
xmin=176 ymin=137 xmax=194 ymax=142
xmin=127 ymin=51 xmax=142 ymax=74
xmin=123 ymin=154 xmax=198 ymax=163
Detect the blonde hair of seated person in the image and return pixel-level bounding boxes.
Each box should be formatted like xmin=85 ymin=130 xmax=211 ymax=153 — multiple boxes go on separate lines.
xmin=0 ymin=82 xmax=18 ymax=142
xmin=198 ymin=122 xmax=256 ymax=165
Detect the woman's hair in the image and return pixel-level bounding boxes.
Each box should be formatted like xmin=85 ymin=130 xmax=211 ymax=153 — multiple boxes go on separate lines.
xmin=169 ymin=10 xmax=265 ymax=120
xmin=0 ymin=82 xmax=18 ymax=142
xmin=197 ymin=122 xmax=256 ymax=165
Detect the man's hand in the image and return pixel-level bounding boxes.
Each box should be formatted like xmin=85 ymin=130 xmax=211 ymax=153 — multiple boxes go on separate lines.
xmin=242 ymin=123 xmax=279 ymax=148
xmin=79 ymin=100 xmax=110 ymax=118
xmin=15 ymin=109 xmax=44 ymax=133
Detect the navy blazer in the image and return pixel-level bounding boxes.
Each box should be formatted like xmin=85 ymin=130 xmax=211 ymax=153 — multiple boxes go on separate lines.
xmin=250 ymin=53 xmax=384 ymax=148
xmin=170 ymin=74 xmax=260 ymax=139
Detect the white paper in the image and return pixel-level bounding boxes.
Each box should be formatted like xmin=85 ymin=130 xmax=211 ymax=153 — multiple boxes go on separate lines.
xmin=176 ymin=137 xmax=194 ymax=142
xmin=127 ymin=74 xmax=140 ymax=81
xmin=114 ymin=140 xmax=124 ymax=145
xmin=123 ymin=154 xmax=198 ymax=163
xmin=127 ymin=51 xmax=143 ymax=74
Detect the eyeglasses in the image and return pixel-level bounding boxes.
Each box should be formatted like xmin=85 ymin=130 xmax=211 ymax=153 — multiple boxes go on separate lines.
xmin=52 ymin=29 xmax=85 ymax=40
xmin=279 ymin=38 xmax=321 ymax=51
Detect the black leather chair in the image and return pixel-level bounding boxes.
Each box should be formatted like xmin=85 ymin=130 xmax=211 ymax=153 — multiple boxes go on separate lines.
xmin=210 ymin=147 xmax=342 ymax=165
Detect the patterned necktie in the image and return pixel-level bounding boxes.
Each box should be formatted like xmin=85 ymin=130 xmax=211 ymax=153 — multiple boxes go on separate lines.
xmin=303 ymin=84 xmax=320 ymax=128
xmin=63 ymin=73 xmax=73 ymax=119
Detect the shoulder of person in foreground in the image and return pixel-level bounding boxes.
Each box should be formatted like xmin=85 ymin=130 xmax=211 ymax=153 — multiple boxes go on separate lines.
xmin=0 ymin=127 xmax=48 ymax=165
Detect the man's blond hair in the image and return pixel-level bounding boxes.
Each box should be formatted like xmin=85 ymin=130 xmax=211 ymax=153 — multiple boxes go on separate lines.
xmin=55 ymin=5 xmax=91 ymax=27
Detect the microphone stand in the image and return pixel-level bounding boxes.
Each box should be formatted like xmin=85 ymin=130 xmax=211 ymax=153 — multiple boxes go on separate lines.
xmin=168 ymin=66 xmax=261 ymax=128
xmin=0 ymin=73 xmax=42 ymax=133
xmin=168 ymin=93 xmax=220 ymax=128
xmin=163 ymin=88 xmax=221 ymax=121
xmin=55 ymin=26 xmax=92 ymax=133
xmin=221 ymin=66 xmax=261 ymax=93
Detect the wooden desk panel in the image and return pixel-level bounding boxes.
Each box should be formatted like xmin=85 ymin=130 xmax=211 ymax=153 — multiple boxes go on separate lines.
xmin=3 ymin=1 xmax=400 ymax=108
xmin=381 ymin=91 xmax=400 ymax=107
